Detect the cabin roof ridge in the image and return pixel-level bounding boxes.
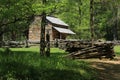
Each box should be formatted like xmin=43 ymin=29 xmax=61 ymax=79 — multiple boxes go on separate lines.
xmin=46 ymin=16 xmax=69 ymax=27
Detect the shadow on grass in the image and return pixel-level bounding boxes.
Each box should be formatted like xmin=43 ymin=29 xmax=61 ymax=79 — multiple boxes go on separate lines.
xmin=12 ymin=51 xmax=38 ymax=55
xmin=0 ymin=48 xmax=4 ymax=53
xmin=90 ymin=60 xmax=120 ymax=80
xmin=11 ymin=50 xmax=67 ymax=58
xmin=0 ymin=59 xmax=87 ymax=80
xmin=0 ymin=51 xmax=3 ymax=54
xmin=116 ymin=52 xmax=120 ymax=56
xmin=0 ymin=48 xmax=97 ymax=80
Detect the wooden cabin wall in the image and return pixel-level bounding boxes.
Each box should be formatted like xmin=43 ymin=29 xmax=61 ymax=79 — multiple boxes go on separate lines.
xmin=29 ymin=16 xmax=41 ymax=41
xmin=29 ymin=16 xmax=68 ymax=42
xmin=45 ymin=24 xmax=53 ymax=41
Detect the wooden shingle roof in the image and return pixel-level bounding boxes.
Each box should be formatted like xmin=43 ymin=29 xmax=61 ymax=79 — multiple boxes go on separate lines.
xmin=46 ymin=16 xmax=69 ymax=26
xmin=53 ymin=27 xmax=75 ymax=34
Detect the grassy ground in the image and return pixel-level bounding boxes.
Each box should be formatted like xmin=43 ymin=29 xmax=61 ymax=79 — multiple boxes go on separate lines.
xmin=114 ymin=45 xmax=120 ymax=55
xmin=0 ymin=45 xmax=119 ymax=80
xmin=0 ymin=47 xmax=97 ymax=80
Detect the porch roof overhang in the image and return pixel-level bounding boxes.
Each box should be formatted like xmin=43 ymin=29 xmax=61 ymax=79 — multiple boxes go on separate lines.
xmin=53 ymin=27 xmax=75 ymax=34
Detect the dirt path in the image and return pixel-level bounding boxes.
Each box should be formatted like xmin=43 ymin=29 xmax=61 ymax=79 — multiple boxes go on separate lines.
xmin=87 ymin=56 xmax=120 ymax=80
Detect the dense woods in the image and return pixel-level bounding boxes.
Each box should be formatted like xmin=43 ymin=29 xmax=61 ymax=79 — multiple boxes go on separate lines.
xmin=0 ymin=0 xmax=120 ymax=40
xmin=0 ymin=0 xmax=120 ymax=46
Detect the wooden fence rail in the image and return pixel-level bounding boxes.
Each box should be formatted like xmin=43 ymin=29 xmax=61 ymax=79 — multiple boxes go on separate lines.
xmin=58 ymin=40 xmax=115 ymax=59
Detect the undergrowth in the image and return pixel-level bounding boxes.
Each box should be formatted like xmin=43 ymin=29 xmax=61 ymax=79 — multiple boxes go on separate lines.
xmin=0 ymin=48 xmax=97 ymax=80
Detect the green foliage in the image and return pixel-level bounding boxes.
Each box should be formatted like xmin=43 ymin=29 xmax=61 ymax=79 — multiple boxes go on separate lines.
xmin=0 ymin=48 xmax=97 ymax=80
xmin=57 ymin=0 xmax=91 ymax=39
xmin=0 ymin=0 xmax=120 ymax=41
xmin=0 ymin=0 xmax=35 ymax=41
xmin=56 ymin=0 xmax=120 ymax=40
xmin=94 ymin=0 xmax=120 ymax=40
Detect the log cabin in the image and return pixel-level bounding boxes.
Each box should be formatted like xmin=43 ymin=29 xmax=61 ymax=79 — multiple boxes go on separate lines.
xmin=29 ymin=16 xmax=75 ymax=42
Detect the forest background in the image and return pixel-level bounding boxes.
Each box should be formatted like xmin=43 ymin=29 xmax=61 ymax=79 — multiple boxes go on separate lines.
xmin=0 ymin=0 xmax=120 ymax=42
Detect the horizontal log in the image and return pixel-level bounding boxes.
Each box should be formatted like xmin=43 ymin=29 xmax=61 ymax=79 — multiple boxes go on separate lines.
xmin=59 ymin=40 xmax=115 ymax=59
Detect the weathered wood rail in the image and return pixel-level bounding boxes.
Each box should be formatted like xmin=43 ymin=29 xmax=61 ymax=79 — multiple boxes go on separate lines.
xmin=58 ymin=40 xmax=115 ymax=59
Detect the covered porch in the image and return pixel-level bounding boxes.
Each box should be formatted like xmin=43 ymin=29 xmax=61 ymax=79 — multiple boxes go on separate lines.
xmin=52 ymin=27 xmax=75 ymax=40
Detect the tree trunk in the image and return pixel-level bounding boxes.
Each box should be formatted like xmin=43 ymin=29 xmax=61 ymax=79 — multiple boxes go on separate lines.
xmin=0 ymin=31 xmax=3 ymax=47
xmin=40 ymin=0 xmax=46 ymax=56
xmin=40 ymin=12 xmax=46 ymax=56
xmin=46 ymin=31 xmax=50 ymax=57
xmin=24 ymin=16 xmax=34 ymax=48
xmin=0 ymin=35 xmax=3 ymax=47
xmin=112 ymin=5 xmax=119 ymax=41
xmin=118 ymin=6 xmax=120 ymax=40
xmin=114 ymin=6 xmax=118 ymax=40
xmin=24 ymin=29 xmax=29 ymax=48
xmin=78 ymin=0 xmax=82 ymax=26
xmin=11 ymin=31 xmax=16 ymax=41
xmin=90 ymin=0 xmax=95 ymax=46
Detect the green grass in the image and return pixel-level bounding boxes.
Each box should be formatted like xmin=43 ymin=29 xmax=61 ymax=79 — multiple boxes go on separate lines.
xmin=0 ymin=47 xmax=97 ymax=80
xmin=114 ymin=45 xmax=120 ymax=55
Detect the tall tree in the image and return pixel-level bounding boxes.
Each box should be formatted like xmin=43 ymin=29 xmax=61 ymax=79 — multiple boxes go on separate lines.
xmin=0 ymin=0 xmax=34 ymax=47
xmin=90 ymin=0 xmax=95 ymax=46
xmin=46 ymin=31 xmax=50 ymax=57
xmin=40 ymin=0 xmax=46 ymax=56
